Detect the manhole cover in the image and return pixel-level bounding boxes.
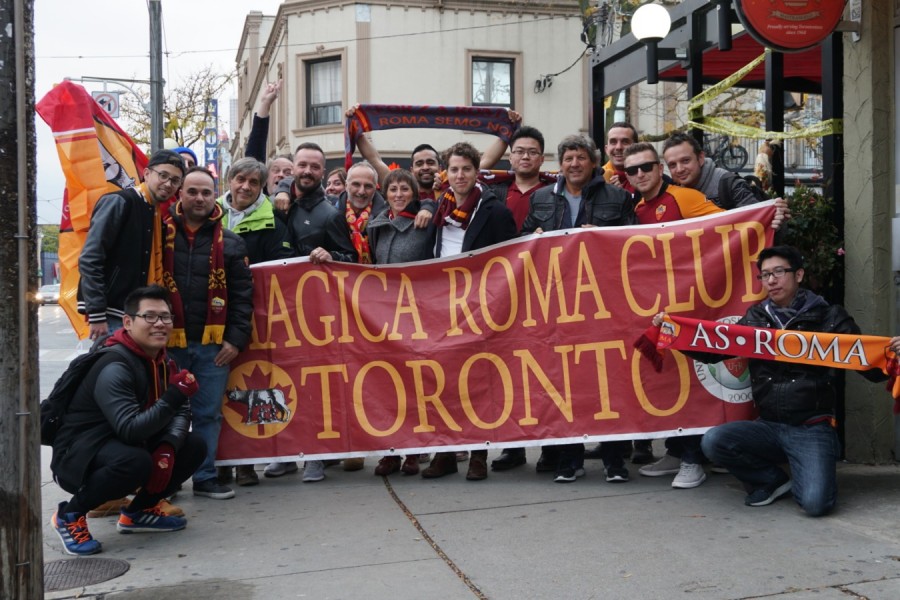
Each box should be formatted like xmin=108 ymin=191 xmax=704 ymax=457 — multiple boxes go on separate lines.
xmin=44 ymin=557 xmax=130 ymax=592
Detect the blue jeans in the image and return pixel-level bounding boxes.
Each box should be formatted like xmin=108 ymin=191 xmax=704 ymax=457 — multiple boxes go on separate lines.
xmin=168 ymin=343 xmax=230 ymax=485
xmin=701 ymin=419 xmax=840 ymax=516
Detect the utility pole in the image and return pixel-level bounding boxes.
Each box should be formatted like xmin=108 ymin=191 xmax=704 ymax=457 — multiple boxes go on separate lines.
xmin=149 ymin=0 xmax=164 ymax=152
xmin=0 ymin=0 xmax=43 ymax=597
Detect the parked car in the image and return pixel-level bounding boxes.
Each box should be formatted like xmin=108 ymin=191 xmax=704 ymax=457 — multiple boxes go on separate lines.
xmin=36 ymin=283 xmax=60 ymax=305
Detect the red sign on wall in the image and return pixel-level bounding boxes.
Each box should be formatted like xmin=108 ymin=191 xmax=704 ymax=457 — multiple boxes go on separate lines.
xmin=735 ymin=0 xmax=847 ymax=52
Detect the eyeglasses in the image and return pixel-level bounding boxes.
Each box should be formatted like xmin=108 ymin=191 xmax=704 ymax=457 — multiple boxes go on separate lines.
xmin=511 ymin=149 xmax=542 ymax=157
xmin=756 ymin=267 xmax=796 ymax=281
xmin=148 ymin=168 xmax=183 ymax=187
xmin=131 ymin=312 xmax=174 ymax=324
xmin=624 ymin=162 xmax=658 ymax=176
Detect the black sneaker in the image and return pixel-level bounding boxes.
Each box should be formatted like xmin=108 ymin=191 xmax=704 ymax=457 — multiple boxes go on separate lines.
xmin=605 ymin=466 xmax=629 ymax=483
xmin=745 ymin=476 xmax=792 ymax=507
xmin=192 ymin=479 xmax=235 ymax=499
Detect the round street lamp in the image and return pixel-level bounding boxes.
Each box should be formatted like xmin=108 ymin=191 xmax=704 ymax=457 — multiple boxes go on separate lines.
xmin=631 ymin=3 xmax=673 ymax=85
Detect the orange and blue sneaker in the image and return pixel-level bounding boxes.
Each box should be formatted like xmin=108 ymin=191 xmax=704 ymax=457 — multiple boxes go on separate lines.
xmin=52 ymin=501 xmax=102 ymax=555
xmin=117 ymin=504 xmax=187 ymax=533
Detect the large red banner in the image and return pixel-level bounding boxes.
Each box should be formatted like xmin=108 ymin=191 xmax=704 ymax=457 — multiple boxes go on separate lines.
xmin=217 ymin=203 xmax=776 ymax=464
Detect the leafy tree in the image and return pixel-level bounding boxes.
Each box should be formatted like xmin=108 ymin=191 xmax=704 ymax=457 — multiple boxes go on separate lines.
xmin=39 ymin=224 xmax=59 ymax=254
xmin=119 ymin=65 xmax=232 ymax=147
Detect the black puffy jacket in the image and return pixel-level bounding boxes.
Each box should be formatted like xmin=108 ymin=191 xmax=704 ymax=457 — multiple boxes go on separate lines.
xmin=283 ymin=185 xmax=357 ymax=262
xmin=167 ymin=205 xmax=254 ymax=349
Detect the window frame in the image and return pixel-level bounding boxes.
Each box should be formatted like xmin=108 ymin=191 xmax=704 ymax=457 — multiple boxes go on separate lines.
xmin=467 ymin=51 xmax=522 ymax=110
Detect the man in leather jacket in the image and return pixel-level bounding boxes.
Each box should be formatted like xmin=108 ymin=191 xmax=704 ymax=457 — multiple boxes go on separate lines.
xmin=50 ymin=285 xmax=205 ymax=555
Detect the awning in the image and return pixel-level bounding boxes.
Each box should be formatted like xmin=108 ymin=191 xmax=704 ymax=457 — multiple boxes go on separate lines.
xmin=659 ymin=32 xmax=822 ymax=94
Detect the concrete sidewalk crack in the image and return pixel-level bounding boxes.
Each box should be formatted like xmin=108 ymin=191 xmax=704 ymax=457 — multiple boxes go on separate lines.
xmin=382 ymin=476 xmax=489 ymax=600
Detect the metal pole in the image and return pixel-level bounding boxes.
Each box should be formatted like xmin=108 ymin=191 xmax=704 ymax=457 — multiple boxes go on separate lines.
xmin=149 ymin=0 xmax=164 ymax=152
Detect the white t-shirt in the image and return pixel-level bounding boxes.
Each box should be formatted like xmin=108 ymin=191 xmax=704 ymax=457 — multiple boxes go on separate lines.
xmin=440 ymin=225 xmax=465 ymax=257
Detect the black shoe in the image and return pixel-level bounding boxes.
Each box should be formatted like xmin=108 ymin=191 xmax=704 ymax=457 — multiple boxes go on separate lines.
xmin=491 ymin=449 xmax=526 ymax=471
xmin=583 ymin=444 xmax=604 ymax=460
xmin=605 ymin=466 xmax=630 ymax=483
xmin=535 ymin=451 xmax=558 ymax=473
xmin=631 ymin=440 xmax=655 ymax=465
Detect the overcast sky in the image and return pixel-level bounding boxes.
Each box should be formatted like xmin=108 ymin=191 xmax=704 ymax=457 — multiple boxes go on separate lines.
xmin=34 ymin=0 xmax=284 ymax=224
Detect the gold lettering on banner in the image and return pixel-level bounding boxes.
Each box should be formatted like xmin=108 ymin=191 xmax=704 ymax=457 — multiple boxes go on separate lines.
xmin=574 ymin=341 xmax=626 ymax=420
xmin=333 ymin=271 xmax=354 ymax=343
xmin=519 ymin=247 xmax=576 ymax=326
xmin=296 ymin=271 xmax=335 ymax=346
xmin=353 ymin=361 xmax=405 ymax=436
xmin=406 ymin=359 xmax=461 ymax=432
xmin=687 ymin=226 xmax=734 ymax=308
xmin=459 ymin=353 xmax=514 ymax=429
xmin=445 ymin=266 xmax=483 ymax=336
xmin=572 ymin=241 xmax=611 ymax=321
xmin=622 ymin=235 xmax=660 ymax=316
xmin=390 ymin=274 xmax=427 ymax=341
xmin=632 ymin=349 xmax=690 ymax=416
xmin=352 ymin=271 xmax=389 ymax=342
xmin=514 ymin=347 xmax=574 ymax=425
xmin=659 ymin=232 xmax=695 ymax=312
xmin=301 ymin=364 xmax=348 ymax=439
xmin=480 ymin=257 xmax=518 ymax=332
xmin=734 ymin=221 xmax=767 ymax=302
xmin=249 ymin=274 xmax=301 ymax=350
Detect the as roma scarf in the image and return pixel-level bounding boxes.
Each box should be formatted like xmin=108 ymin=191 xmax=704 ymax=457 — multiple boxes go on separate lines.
xmin=162 ymin=203 xmax=228 ymax=347
xmin=136 ymin=181 xmax=165 ymax=287
xmin=433 ymin=183 xmax=482 ymax=230
xmin=345 ymin=105 xmax=519 ymax=169
xmin=347 ymin=202 xmax=372 ymax=264
xmin=635 ymin=315 xmax=900 ymax=412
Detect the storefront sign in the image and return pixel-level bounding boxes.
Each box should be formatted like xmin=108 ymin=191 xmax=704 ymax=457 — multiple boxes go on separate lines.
xmin=736 ymin=0 xmax=847 ymax=52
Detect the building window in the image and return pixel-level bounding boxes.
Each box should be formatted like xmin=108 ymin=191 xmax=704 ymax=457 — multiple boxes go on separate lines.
xmin=472 ymin=58 xmax=513 ymax=108
xmin=306 ymin=57 xmax=342 ymax=127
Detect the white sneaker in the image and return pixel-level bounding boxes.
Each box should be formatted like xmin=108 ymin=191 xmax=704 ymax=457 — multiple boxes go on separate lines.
xmin=264 ymin=461 xmax=299 ymax=478
xmin=302 ymin=460 xmax=326 ymax=482
xmin=638 ymin=453 xmax=681 ymax=477
xmin=672 ymin=462 xmax=707 ymax=489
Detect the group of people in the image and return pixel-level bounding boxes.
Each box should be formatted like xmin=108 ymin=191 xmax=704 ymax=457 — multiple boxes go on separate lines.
xmin=48 ymin=86 xmax=893 ymax=558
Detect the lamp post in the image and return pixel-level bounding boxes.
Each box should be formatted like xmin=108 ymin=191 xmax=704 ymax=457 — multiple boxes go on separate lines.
xmin=631 ymin=3 xmax=672 ymax=85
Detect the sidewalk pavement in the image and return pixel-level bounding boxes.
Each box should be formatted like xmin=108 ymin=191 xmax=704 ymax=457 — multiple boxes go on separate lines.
xmin=42 ymin=446 xmax=900 ymax=600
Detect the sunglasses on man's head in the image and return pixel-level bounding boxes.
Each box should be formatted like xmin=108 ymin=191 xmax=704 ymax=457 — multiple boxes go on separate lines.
xmin=624 ymin=161 xmax=658 ymax=176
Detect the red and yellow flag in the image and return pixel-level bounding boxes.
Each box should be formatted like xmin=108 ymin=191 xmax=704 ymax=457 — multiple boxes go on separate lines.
xmin=36 ymin=81 xmax=147 ymax=338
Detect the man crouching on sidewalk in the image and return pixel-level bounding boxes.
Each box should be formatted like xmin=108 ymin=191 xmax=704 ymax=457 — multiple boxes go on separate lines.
xmin=50 ymin=285 xmax=205 ymax=555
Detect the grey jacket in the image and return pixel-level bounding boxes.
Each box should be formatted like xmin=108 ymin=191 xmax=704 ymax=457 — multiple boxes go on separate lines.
xmin=368 ymin=208 xmax=435 ymax=264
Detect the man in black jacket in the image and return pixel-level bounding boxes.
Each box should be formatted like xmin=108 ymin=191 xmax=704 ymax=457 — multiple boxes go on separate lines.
xmin=280 ymin=142 xmax=357 ymax=263
xmin=51 ymin=285 xmax=205 ymax=555
xmin=673 ymin=246 xmax=887 ymax=515
xmin=164 ymin=167 xmax=254 ymax=500
xmin=78 ymin=149 xmax=185 ymax=340
xmin=518 ymin=134 xmax=635 ymax=484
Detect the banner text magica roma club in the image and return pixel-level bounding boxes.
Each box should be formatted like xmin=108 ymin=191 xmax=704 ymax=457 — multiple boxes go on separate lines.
xmin=217 ymin=202 xmax=776 ymax=463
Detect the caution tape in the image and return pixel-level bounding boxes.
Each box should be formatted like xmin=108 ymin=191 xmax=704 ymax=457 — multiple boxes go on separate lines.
xmin=687 ymin=48 xmax=841 ymax=141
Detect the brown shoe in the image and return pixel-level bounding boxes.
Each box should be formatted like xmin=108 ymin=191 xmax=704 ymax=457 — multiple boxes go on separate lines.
xmin=216 ymin=466 xmax=234 ymax=484
xmin=343 ymin=457 xmax=365 ymax=471
xmin=375 ymin=456 xmax=401 ymax=476
xmin=421 ymin=452 xmax=459 ymax=478
xmin=400 ymin=455 xmax=420 ymax=475
xmin=236 ymin=465 xmax=260 ymax=486
xmin=466 ymin=450 xmax=488 ymax=481
xmin=155 ymin=498 xmax=185 ymax=517
xmin=87 ymin=497 xmax=129 ymax=518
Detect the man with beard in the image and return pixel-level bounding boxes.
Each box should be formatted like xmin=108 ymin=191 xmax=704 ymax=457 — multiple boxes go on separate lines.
xmin=163 ymin=167 xmax=254 ymax=501
xmin=662 ymin=132 xmax=762 ymax=209
xmin=280 ymin=142 xmax=357 ymax=263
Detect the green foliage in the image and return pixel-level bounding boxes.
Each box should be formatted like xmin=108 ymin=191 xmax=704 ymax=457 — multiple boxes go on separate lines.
xmin=39 ymin=224 xmax=59 ymax=254
xmin=782 ymin=184 xmax=843 ymax=295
